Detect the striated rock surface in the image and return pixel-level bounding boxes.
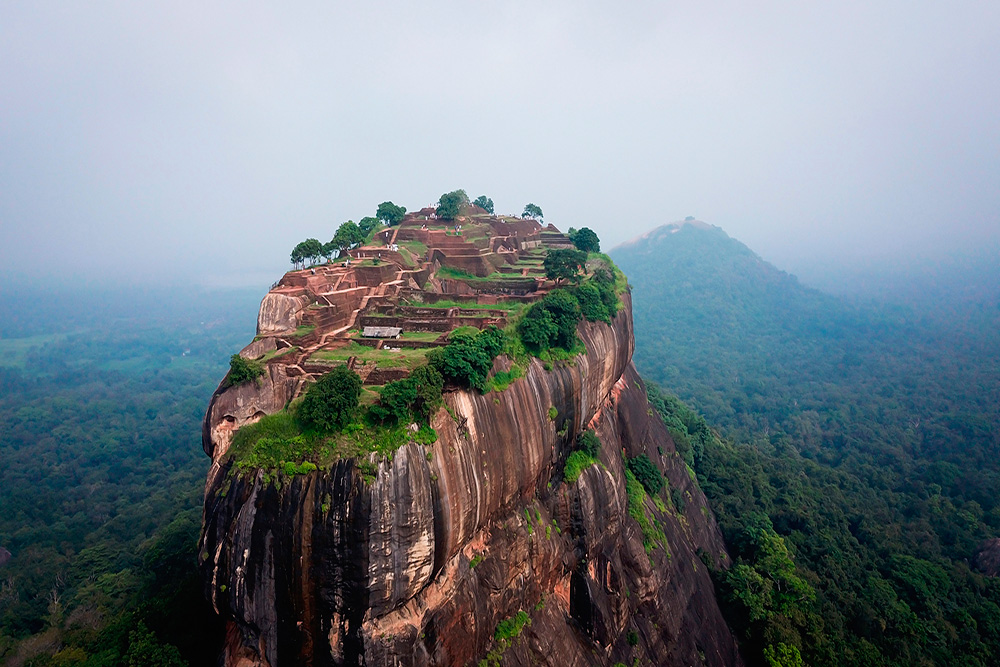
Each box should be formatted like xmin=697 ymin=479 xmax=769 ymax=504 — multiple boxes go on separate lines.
xmin=200 ymin=210 xmax=742 ymax=666
xmin=199 ymin=290 xmax=742 ymax=666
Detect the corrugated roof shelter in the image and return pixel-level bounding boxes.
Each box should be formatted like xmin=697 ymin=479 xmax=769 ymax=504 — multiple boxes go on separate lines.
xmin=362 ymin=326 xmax=402 ymax=339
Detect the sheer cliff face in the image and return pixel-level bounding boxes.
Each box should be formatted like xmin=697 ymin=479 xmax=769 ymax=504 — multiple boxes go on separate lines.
xmin=199 ymin=293 xmax=742 ymax=667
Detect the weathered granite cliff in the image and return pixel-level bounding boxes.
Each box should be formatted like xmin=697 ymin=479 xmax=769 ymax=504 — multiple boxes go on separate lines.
xmin=199 ymin=210 xmax=742 ymax=666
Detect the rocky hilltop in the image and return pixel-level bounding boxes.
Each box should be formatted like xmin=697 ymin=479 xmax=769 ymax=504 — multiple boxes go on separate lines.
xmin=198 ymin=204 xmax=743 ymax=666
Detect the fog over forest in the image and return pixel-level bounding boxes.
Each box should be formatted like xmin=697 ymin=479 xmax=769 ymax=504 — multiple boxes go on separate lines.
xmin=2 ymin=1 xmax=999 ymax=293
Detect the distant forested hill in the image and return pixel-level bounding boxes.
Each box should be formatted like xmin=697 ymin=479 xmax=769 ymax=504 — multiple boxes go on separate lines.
xmin=0 ymin=286 xmax=261 ymax=666
xmin=613 ymin=222 xmax=1000 ymax=666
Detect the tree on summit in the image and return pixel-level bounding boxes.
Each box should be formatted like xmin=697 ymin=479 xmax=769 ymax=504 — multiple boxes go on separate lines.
xmin=290 ymin=238 xmax=323 ymax=268
xmin=358 ymin=216 xmax=380 ymax=236
xmin=473 ymin=195 xmax=494 ymax=214
xmin=522 ymin=203 xmax=543 ymax=220
xmin=569 ymin=227 xmax=600 ymax=253
xmin=331 ymin=221 xmax=364 ymax=256
xmin=376 ymin=201 xmax=406 ymax=226
xmin=436 ymin=190 xmax=469 ymax=220
xmin=544 ymin=248 xmax=587 ymax=284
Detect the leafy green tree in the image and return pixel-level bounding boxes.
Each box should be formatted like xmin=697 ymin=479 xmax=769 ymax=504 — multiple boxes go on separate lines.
xmin=544 ymin=248 xmax=588 ymax=284
xmin=359 ymin=216 xmax=380 ymax=236
xmin=291 ymin=239 xmax=322 ymax=268
xmin=331 ymin=221 xmax=364 ymax=256
xmin=517 ymin=289 xmax=582 ymax=352
xmin=569 ymin=227 xmax=600 ymax=253
xmin=473 ymin=195 xmax=494 ymax=214
xmin=298 ymin=366 xmax=362 ymax=432
xmin=290 ymin=242 xmax=305 ymax=268
xmin=298 ymin=238 xmax=324 ymax=265
xmin=369 ymin=365 xmax=444 ymax=424
xmin=436 ymin=190 xmax=469 ymax=220
xmin=763 ymin=643 xmax=804 ymax=667
xmin=225 ymin=354 xmax=264 ymax=387
xmin=571 ymin=282 xmax=610 ymax=323
xmin=522 ymin=203 xmax=543 ymax=220
xmin=428 ymin=325 xmax=505 ymax=391
xmin=376 ymin=201 xmax=407 ymax=226
xmin=517 ymin=307 xmax=557 ymax=352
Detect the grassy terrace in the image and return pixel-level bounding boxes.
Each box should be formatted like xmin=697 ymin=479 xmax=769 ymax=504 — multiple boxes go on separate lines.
xmin=310 ymin=342 xmax=430 ymax=369
xmin=259 ymin=346 xmax=298 ymax=362
xmin=226 ymin=408 xmax=430 ymax=475
xmin=435 ymin=266 xmax=537 ymax=285
xmin=400 ymin=239 xmax=427 ymax=257
xmin=401 ymin=298 xmax=524 ymax=312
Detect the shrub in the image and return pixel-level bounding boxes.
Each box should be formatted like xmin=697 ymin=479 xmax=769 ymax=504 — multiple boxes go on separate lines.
xmin=369 ymin=364 xmax=444 ymax=424
xmin=591 ymin=267 xmax=620 ymax=314
xmin=569 ymin=227 xmax=601 ymax=253
xmin=670 ymin=487 xmax=686 ymax=514
xmin=627 ymin=453 xmax=664 ymax=496
xmin=578 ymin=430 xmax=600 ymax=457
xmin=494 ymin=611 xmax=530 ymax=642
xmin=571 ymin=282 xmax=611 ymax=323
xmin=298 ymin=366 xmax=362 ymax=432
xmin=564 ymin=450 xmax=598 ymax=483
xmin=517 ymin=290 xmax=581 ymax=353
xmin=225 ymin=354 xmax=264 ymax=387
xmin=282 ymin=461 xmax=317 ymax=476
xmin=428 ymin=325 xmax=505 ymax=392
xmin=415 ymin=425 xmax=438 ymax=445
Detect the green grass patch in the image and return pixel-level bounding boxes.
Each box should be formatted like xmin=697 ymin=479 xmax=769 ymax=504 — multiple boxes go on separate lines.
xmin=401 ymin=239 xmax=427 ymax=257
xmin=625 ymin=469 xmax=669 ymax=555
xmin=258 ymin=346 xmax=297 ymax=363
xmin=435 ymin=265 xmax=477 ymax=280
xmin=563 ymin=450 xmax=600 ymax=483
xmin=485 ymin=365 xmax=523 ymax=393
xmin=311 ymin=342 xmax=430 ymax=370
xmin=399 ymin=331 xmax=444 ymax=342
xmin=469 ymin=553 xmax=484 ymax=569
xmin=415 ymin=425 xmax=437 ymax=445
xmin=403 ymin=298 xmax=524 ymax=312
xmin=292 ymin=324 xmax=316 ymax=337
xmin=228 ymin=409 xmax=417 ymax=474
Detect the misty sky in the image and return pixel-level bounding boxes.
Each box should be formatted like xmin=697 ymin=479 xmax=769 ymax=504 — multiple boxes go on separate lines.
xmin=2 ymin=1 xmax=999 ymax=289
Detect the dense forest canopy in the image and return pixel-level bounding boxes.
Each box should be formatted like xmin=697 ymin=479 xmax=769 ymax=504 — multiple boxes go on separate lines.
xmin=613 ymin=223 xmax=1000 ymax=666
xmin=0 ymin=285 xmax=261 ymax=666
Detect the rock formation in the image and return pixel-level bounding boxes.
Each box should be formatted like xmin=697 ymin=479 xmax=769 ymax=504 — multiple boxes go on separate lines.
xmin=199 ymin=207 xmax=743 ymax=666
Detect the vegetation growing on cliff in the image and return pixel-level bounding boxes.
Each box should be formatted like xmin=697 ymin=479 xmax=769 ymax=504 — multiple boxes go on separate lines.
xmin=625 ymin=469 xmax=669 ymax=555
xmin=223 ymin=353 xmax=264 ymax=387
xmin=562 ymin=429 xmax=603 ymax=483
xmin=298 ymin=365 xmax=363 ymax=431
